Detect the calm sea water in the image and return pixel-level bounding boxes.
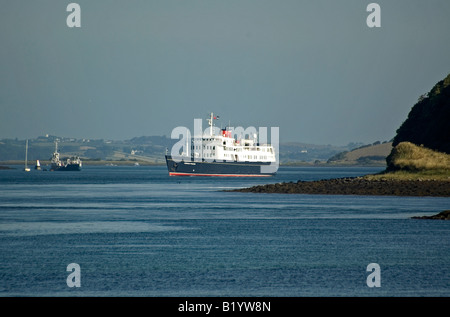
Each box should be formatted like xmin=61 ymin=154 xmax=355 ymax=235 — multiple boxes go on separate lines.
xmin=0 ymin=165 xmax=449 ymax=297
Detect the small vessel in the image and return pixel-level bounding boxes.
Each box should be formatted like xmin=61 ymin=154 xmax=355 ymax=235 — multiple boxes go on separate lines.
xmin=165 ymin=113 xmax=277 ymax=177
xmin=24 ymin=139 xmax=31 ymax=172
xmin=35 ymin=160 xmax=41 ymax=170
xmin=50 ymin=141 xmax=82 ymax=171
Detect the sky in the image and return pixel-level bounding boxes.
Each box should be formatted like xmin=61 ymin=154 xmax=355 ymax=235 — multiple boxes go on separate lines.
xmin=1 ymin=0 xmax=450 ymax=145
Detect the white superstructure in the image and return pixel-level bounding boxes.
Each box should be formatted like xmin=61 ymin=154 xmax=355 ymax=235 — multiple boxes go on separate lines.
xmin=190 ymin=113 xmax=276 ymax=163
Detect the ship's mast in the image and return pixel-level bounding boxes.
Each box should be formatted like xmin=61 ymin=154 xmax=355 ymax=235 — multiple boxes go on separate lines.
xmin=207 ymin=112 xmax=214 ymax=136
xmin=206 ymin=112 xmax=220 ymax=137
xmin=52 ymin=140 xmax=60 ymax=163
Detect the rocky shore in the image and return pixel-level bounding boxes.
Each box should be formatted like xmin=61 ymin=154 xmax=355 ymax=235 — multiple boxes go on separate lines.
xmin=230 ymin=177 xmax=450 ymax=197
xmin=412 ymin=210 xmax=450 ymax=220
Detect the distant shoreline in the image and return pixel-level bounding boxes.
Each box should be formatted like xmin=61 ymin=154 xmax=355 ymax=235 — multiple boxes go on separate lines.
xmin=0 ymin=160 xmax=385 ymax=168
xmin=0 ymin=161 xmax=385 ymax=170
xmin=0 ymin=165 xmax=15 ymax=170
xmin=0 ymin=160 xmax=165 ymax=167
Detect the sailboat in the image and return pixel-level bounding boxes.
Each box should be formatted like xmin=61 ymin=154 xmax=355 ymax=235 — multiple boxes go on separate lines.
xmin=24 ymin=139 xmax=31 ymax=172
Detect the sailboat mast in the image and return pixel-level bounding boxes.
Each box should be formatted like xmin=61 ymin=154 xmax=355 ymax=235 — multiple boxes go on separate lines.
xmin=25 ymin=139 xmax=28 ymax=168
xmin=24 ymin=139 xmax=30 ymax=172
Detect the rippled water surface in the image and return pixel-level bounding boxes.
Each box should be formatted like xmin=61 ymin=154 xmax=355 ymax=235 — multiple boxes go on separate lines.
xmin=1 ymin=165 xmax=449 ymax=296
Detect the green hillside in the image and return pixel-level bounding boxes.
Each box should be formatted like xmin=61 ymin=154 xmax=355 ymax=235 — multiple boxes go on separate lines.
xmin=393 ymin=73 xmax=450 ymax=154
xmin=378 ymin=72 xmax=450 ymax=180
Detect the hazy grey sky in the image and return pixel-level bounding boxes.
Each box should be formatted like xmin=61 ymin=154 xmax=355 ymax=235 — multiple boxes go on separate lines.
xmin=1 ymin=0 xmax=450 ymax=145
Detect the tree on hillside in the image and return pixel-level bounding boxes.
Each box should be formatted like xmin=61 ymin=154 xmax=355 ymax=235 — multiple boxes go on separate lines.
xmin=393 ymin=73 xmax=450 ymax=154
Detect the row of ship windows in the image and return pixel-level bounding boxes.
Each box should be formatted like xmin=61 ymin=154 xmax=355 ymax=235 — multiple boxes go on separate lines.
xmin=198 ymin=152 xmax=270 ymax=160
xmin=192 ymin=145 xmax=273 ymax=153
xmin=223 ymin=154 xmax=269 ymax=160
xmin=193 ymin=145 xmax=216 ymax=150
xmin=203 ymin=153 xmax=267 ymax=160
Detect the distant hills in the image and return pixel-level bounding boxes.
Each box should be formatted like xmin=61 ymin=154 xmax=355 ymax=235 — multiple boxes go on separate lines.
xmin=278 ymin=142 xmax=363 ymax=164
xmin=0 ymin=134 xmax=375 ymax=165
xmin=0 ymin=135 xmax=173 ymax=164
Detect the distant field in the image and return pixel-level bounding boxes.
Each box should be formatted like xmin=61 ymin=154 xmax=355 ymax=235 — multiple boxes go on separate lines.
xmin=328 ymin=142 xmax=392 ymax=166
xmin=345 ymin=142 xmax=392 ymax=161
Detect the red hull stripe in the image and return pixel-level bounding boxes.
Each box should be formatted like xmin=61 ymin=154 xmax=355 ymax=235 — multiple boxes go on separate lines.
xmin=169 ymin=172 xmax=272 ymax=177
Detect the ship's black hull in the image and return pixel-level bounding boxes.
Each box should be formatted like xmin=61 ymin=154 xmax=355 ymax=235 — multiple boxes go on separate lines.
xmin=50 ymin=164 xmax=81 ymax=171
xmin=165 ymin=155 xmax=275 ymax=177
